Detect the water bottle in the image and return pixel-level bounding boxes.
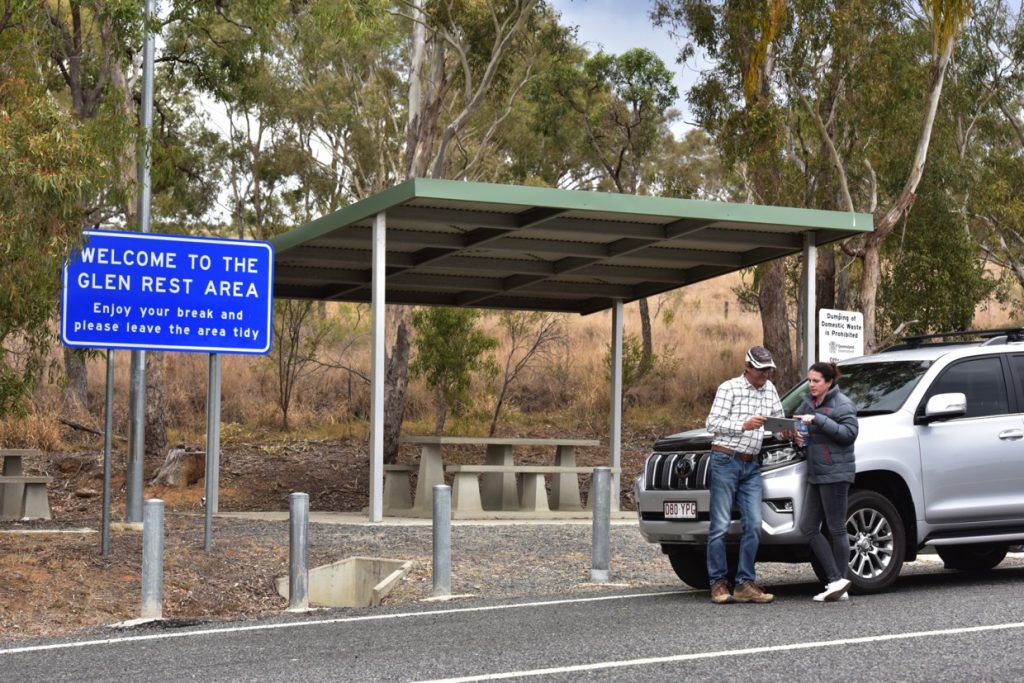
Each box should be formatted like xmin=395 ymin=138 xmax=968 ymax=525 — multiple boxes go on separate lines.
xmin=796 ymin=419 xmax=809 ymax=448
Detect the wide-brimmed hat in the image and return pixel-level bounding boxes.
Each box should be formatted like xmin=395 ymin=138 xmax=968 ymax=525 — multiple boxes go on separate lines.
xmin=746 ymin=346 xmax=776 ymax=369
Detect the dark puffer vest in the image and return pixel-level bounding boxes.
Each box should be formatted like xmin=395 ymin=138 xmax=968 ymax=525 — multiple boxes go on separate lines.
xmin=795 ymin=383 xmax=858 ymax=485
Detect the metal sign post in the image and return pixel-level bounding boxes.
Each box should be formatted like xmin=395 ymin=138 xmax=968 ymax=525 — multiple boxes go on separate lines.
xmin=101 ymin=349 xmax=114 ymax=557
xmin=61 ymin=230 xmax=274 ymax=547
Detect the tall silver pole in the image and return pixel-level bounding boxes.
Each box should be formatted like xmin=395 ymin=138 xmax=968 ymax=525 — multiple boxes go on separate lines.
xmin=288 ymin=492 xmax=309 ymax=611
xmin=369 ymin=212 xmax=386 ymax=522
xmin=141 ymin=498 xmax=164 ymax=620
xmin=204 ymin=353 xmax=222 ymax=551
xmin=101 ymin=350 xmax=114 ymax=556
xmin=591 ymin=467 xmax=611 ymax=583
xmin=432 ymin=484 xmax=452 ymax=597
xmin=126 ymin=353 xmax=145 ymax=522
xmin=126 ymin=0 xmax=156 ymax=523
xmin=801 ymin=232 xmax=817 ymax=370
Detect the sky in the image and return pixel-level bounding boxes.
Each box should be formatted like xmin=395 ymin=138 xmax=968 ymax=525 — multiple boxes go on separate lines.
xmin=549 ymin=0 xmax=700 ymax=136
xmin=550 ymin=0 xmax=1024 ymax=138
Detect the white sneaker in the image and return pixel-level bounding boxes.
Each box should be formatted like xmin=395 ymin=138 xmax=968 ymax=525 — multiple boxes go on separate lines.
xmin=812 ymin=578 xmax=851 ymax=602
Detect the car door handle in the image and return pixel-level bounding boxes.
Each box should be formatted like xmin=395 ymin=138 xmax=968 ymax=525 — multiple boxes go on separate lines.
xmin=998 ymin=429 xmax=1024 ymax=440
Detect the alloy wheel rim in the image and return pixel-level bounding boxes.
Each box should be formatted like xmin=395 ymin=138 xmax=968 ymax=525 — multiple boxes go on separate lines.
xmin=846 ymin=507 xmax=894 ymax=580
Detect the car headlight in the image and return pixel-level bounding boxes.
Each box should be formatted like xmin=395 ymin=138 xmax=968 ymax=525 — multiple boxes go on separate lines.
xmin=760 ymin=444 xmax=804 ymax=471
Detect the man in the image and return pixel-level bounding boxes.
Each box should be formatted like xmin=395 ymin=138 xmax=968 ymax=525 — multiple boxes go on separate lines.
xmin=704 ymin=345 xmax=785 ymax=604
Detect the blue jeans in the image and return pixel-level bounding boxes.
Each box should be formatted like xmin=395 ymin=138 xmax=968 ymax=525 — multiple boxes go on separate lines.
xmin=799 ymin=482 xmax=850 ymax=583
xmin=706 ymin=451 xmax=763 ymax=585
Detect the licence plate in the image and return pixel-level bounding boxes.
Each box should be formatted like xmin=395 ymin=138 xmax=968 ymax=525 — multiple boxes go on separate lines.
xmin=664 ymin=501 xmax=697 ymax=519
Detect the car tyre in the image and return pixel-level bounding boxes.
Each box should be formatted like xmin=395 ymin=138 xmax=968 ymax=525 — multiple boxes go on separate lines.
xmin=935 ymin=543 xmax=1008 ymax=571
xmin=845 ymin=489 xmax=906 ymax=594
xmin=665 ymin=545 xmax=738 ymax=589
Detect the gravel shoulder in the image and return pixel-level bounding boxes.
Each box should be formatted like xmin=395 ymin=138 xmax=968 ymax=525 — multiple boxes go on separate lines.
xmin=7 ymin=433 xmax=982 ymax=644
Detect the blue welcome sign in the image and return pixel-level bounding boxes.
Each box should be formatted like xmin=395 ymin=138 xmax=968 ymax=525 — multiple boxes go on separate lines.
xmin=61 ymin=230 xmax=274 ymax=354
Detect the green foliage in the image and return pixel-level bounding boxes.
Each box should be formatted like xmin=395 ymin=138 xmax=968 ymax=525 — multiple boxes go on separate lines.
xmin=603 ymin=333 xmax=654 ymax=390
xmin=879 ymin=189 xmax=994 ymax=337
xmin=527 ymin=46 xmax=678 ymax=193
xmin=410 ymin=308 xmax=498 ymax=428
xmin=0 ymin=75 xmax=102 ymax=416
xmin=267 ymin=299 xmax=346 ymax=430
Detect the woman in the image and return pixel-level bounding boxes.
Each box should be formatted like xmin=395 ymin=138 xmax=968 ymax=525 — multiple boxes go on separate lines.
xmin=796 ymin=361 xmax=859 ymax=602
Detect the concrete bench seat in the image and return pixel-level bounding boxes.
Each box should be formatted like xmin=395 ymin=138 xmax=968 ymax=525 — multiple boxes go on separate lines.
xmin=444 ymin=465 xmax=620 ymax=514
xmin=0 ymin=475 xmax=53 ymax=520
xmin=383 ymin=464 xmax=417 ymax=512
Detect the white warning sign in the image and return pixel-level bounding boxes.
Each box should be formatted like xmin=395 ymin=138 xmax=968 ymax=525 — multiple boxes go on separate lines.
xmin=818 ymin=308 xmax=864 ymax=363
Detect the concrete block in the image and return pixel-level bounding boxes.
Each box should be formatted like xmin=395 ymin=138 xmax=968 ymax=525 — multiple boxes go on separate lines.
xmin=275 ymin=557 xmax=415 ymax=608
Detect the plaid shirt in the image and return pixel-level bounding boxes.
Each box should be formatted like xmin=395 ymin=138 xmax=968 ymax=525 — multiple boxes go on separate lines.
xmin=705 ymin=374 xmax=784 ymax=455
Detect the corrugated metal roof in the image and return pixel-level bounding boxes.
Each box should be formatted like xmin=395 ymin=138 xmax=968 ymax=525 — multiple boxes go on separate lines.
xmin=271 ymin=178 xmax=873 ymax=314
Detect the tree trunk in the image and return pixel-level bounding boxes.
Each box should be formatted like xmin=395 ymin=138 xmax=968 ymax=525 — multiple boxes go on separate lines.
xmin=383 ymin=307 xmax=412 ymax=464
xmin=63 ymin=347 xmax=89 ymax=412
xmin=816 ymin=246 xmax=836 ymax=312
xmin=150 ymin=445 xmax=205 ymax=487
xmin=636 ymin=297 xmax=654 ymax=380
xmin=859 ymin=37 xmax=955 ymax=349
xmin=759 ymin=259 xmax=795 ymax=387
xmin=836 ymin=249 xmax=852 ymax=310
xmin=433 ymin=390 xmax=447 ymax=435
xmin=860 ymin=232 xmax=884 ymax=351
xmin=144 ymin=351 xmax=168 ymax=461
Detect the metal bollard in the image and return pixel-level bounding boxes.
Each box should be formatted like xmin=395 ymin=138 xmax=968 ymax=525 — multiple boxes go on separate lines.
xmin=591 ymin=467 xmax=611 ymax=582
xmin=141 ymin=499 xmax=164 ymax=619
xmin=288 ymin=492 xmax=309 ymax=611
xmin=432 ymin=484 xmax=452 ymax=597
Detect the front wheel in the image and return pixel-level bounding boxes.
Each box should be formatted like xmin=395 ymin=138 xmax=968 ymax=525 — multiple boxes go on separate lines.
xmin=845 ymin=489 xmax=906 ymax=594
xmin=935 ymin=543 xmax=1008 ymax=571
xmin=664 ymin=545 xmax=738 ymax=589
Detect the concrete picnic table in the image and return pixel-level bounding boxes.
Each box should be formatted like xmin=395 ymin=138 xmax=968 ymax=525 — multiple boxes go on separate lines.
xmin=0 ymin=449 xmax=52 ymax=520
xmin=394 ymin=436 xmax=602 ymax=517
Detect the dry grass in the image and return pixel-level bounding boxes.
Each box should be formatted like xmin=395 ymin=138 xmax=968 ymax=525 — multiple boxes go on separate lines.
xmin=4 ymin=271 xmax=1019 ymax=453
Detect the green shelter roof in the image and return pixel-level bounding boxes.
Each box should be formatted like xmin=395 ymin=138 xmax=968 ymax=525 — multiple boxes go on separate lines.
xmin=271 ymin=178 xmax=873 ymax=315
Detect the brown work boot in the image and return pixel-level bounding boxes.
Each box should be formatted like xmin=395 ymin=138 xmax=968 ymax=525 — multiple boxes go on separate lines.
xmin=733 ymin=581 xmax=775 ymax=603
xmin=710 ymin=580 xmax=734 ymax=604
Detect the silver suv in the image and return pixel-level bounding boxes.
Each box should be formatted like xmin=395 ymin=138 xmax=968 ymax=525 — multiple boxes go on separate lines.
xmin=634 ymin=328 xmax=1024 ymax=593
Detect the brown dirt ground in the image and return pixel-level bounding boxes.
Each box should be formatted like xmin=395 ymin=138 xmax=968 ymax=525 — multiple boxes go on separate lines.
xmin=0 ymin=426 xmax=661 ymax=642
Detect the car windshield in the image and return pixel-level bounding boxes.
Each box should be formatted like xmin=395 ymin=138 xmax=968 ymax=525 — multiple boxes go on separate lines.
xmin=780 ymin=360 xmax=932 ymax=416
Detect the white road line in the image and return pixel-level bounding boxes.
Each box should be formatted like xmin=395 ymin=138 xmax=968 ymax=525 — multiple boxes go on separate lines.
xmin=0 ymin=590 xmax=687 ymax=656
xmin=415 ymin=621 xmax=1024 ymax=682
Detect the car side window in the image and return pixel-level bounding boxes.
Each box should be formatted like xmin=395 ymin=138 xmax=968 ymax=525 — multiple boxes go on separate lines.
xmin=1010 ymin=355 xmax=1024 ymax=409
xmin=924 ymin=357 xmax=1009 ymax=419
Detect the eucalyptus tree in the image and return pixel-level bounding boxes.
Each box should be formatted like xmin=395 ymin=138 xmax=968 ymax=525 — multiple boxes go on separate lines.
xmin=165 ymin=0 xmax=551 ymax=458
xmin=488 ymin=311 xmax=566 ymax=436
xmin=948 ymin=0 xmax=1024 ymax=305
xmin=383 ymin=0 xmax=551 ymax=460
xmin=527 ymin=46 xmax=679 ymax=381
xmin=0 ymin=33 xmax=103 ymax=417
xmin=0 ymin=2 xmax=164 ymax=438
xmin=653 ymin=0 xmax=975 ymax=366
xmin=410 ymin=307 xmax=498 ymax=434
xmin=652 ymin=0 xmax=802 ymax=383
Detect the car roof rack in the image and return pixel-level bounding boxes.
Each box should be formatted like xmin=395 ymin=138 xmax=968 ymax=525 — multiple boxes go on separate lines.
xmin=883 ymin=327 xmax=1024 ymax=351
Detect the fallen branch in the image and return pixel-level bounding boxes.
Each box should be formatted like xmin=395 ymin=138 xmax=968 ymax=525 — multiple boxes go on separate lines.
xmin=59 ymin=417 xmax=127 ymax=442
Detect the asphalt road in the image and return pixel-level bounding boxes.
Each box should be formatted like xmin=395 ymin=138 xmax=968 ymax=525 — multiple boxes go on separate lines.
xmin=4 ymin=555 xmax=1024 ymax=682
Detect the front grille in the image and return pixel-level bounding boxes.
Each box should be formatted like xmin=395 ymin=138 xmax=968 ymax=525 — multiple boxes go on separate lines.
xmin=643 ymin=451 xmax=712 ymax=491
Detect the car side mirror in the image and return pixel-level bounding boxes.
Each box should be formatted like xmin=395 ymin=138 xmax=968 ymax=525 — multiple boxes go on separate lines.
xmin=918 ymin=392 xmax=967 ymax=424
